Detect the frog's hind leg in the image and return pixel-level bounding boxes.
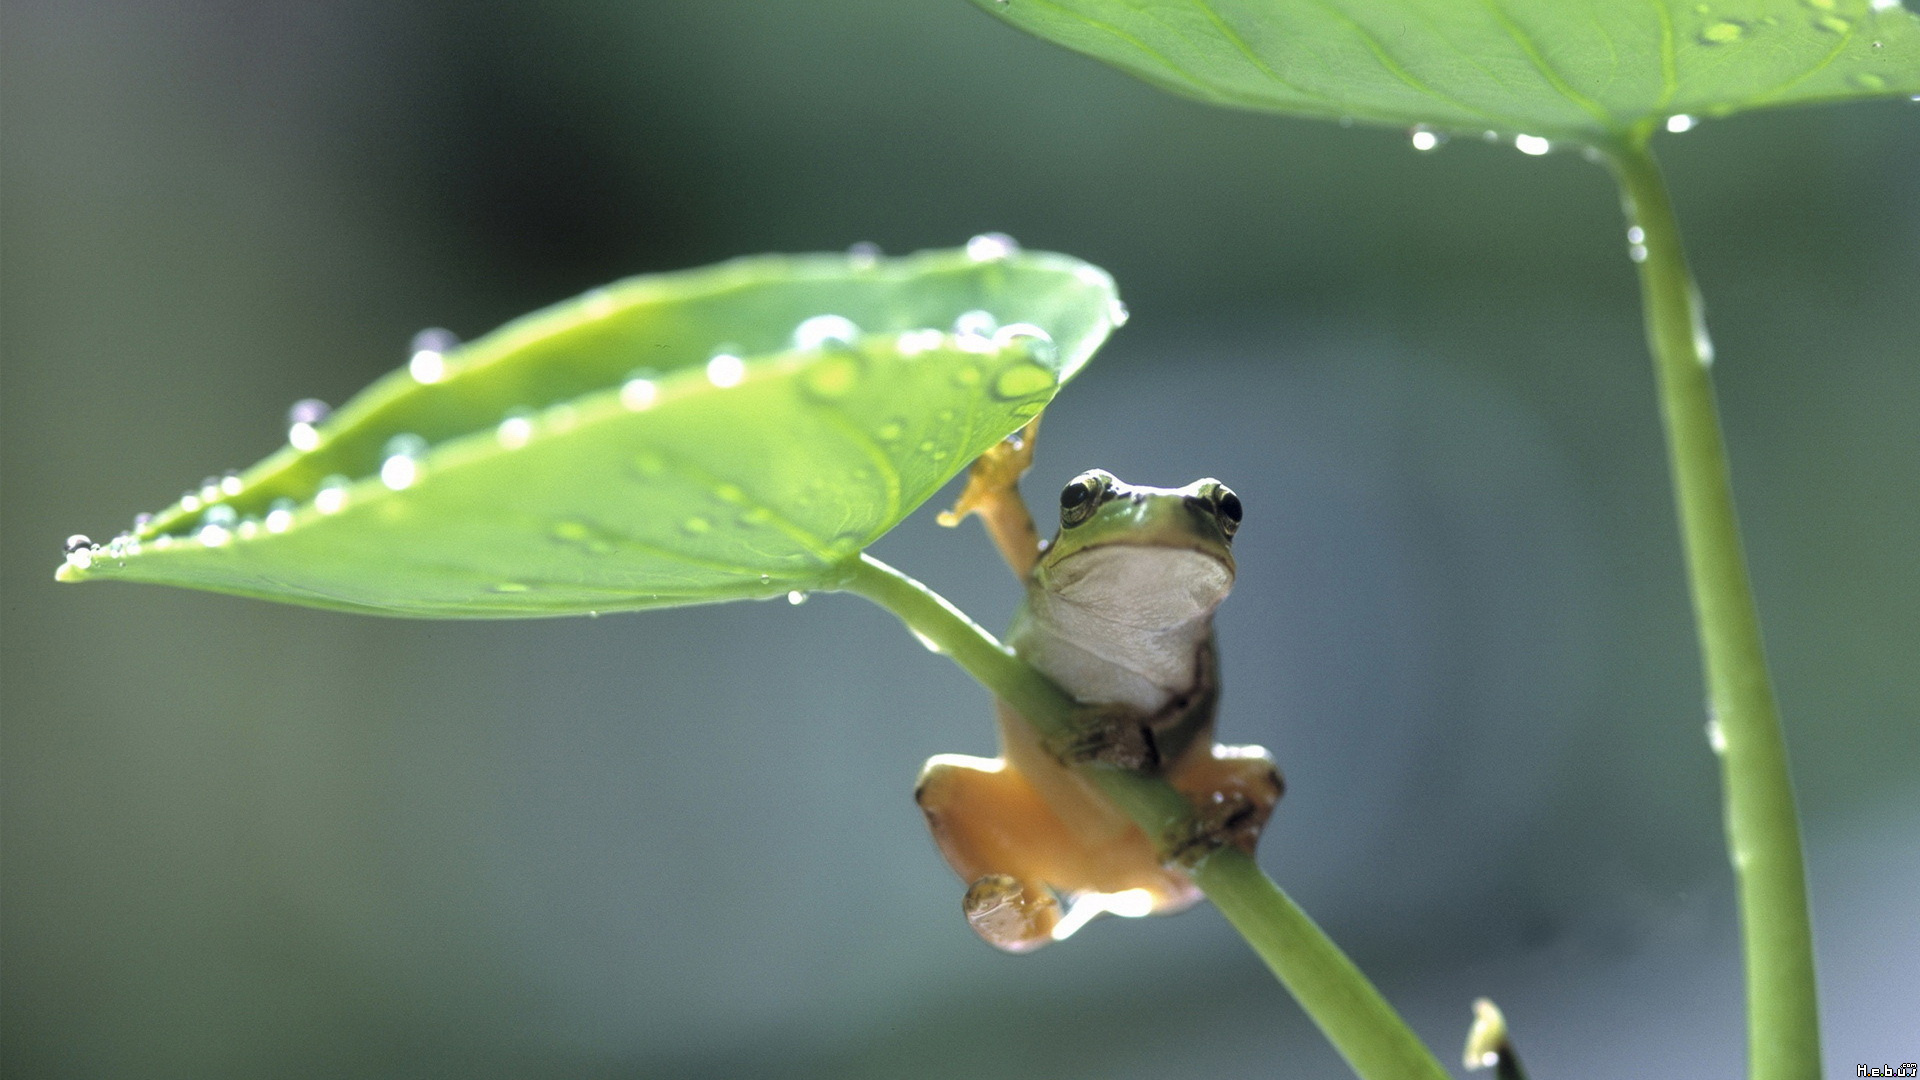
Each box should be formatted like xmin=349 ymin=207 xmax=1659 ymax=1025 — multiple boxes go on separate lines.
xmin=915 ymin=750 xmax=1197 ymax=952
xmin=1167 ymin=743 xmax=1285 ymax=858
xmin=914 ymin=753 xmax=1066 ymax=952
xmin=938 ymin=417 xmax=1043 ymax=579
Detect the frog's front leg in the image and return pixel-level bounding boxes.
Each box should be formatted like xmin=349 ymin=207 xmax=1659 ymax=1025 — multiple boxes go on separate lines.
xmin=938 ymin=417 xmax=1043 ymax=579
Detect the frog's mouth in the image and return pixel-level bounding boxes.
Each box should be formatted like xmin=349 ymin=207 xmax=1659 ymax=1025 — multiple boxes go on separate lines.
xmin=1041 ymin=543 xmax=1234 ymax=629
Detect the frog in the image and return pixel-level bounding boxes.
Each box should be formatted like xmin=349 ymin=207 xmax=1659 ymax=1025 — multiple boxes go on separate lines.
xmin=917 ymin=419 xmax=1284 ymax=953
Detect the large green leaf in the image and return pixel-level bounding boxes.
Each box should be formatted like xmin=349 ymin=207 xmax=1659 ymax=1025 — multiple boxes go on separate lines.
xmin=971 ymin=0 xmax=1920 ymax=142
xmin=58 ymin=241 xmax=1124 ymax=617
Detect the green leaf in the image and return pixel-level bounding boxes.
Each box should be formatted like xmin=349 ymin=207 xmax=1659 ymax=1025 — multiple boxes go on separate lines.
xmin=970 ymin=0 xmax=1920 ymax=142
xmin=58 ymin=241 xmax=1125 ymax=617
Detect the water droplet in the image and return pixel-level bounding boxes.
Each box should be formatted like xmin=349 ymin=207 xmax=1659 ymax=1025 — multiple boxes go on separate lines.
xmin=133 ymin=512 xmax=153 ymax=530
xmin=204 ymin=504 xmax=238 ymax=527
xmin=953 ymin=309 xmax=997 ymax=340
xmin=621 ymin=377 xmax=659 ymax=410
xmin=1666 ymin=114 xmax=1698 ymax=133
xmin=875 ymin=420 xmax=904 ymax=442
xmin=220 ymin=471 xmax=244 ymax=497
xmin=917 ymin=440 xmax=938 ymax=454
xmin=1707 ymin=718 xmax=1728 ymax=754
xmin=497 ymin=411 xmax=534 ymax=449
xmin=682 ymin=516 xmax=712 ymax=535
xmin=803 ymin=353 xmax=862 ymax=399
xmin=412 ymin=327 xmax=459 ymax=354
xmin=1629 ymin=243 xmax=1649 ymax=263
xmin=581 ymin=289 xmax=617 ymax=319
xmin=739 ymin=506 xmax=773 ymax=526
xmin=951 ymin=365 xmax=983 ymax=387
xmin=287 ymin=399 xmax=329 ymax=449
xmin=847 ymin=241 xmax=881 ymax=268
xmin=705 ymin=353 xmax=747 ymax=388
xmin=65 ymin=546 xmax=94 ymax=570
xmin=1699 ymin=19 xmax=1746 ymax=42
xmin=408 ymin=329 xmax=454 ymax=384
xmin=787 ymin=590 xmax=809 ymax=605
xmin=65 ymin=534 xmax=93 ymax=554
xmin=288 ymin=398 xmax=330 ymax=425
xmin=713 ymin=484 xmax=746 ymax=504
xmin=1871 ymin=0 xmax=1899 ymax=10
xmin=1409 ymin=125 xmax=1445 ymax=151
xmin=793 ymin=315 xmax=860 ymax=352
xmin=198 ymin=477 xmax=222 ymax=503
xmin=197 ymin=522 xmax=232 ymax=547
xmin=992 ymin=362 xmax=1057 ymax=401
xmin=106 ymin=535 xmax=129 ymax=559
xmin=896 ymin=328 xmax=944 ymax=356
xmin=1816 ymin=13 xmax=1852 ymax=32
xmin=236 ymin=518 xmax=260 ymax=541
xmin=1514 ymin=134 xmax=1551 ymax=156
xmin=315 ymin=475 xmax=351 ymax=515
xmin=153 ymin=535 xmax=174 ymax=550
xmin=180 ymin=493 xmax=203 ymax=513
xmin=965 ymin=232 xmax=1019 ymax=261
xmin=1852 ymin=72 xmax=1887 ymax=90
xmin=991 ymin=322 xmax=1057 ymax=364
xmin=265 ymin=498 xmax=296 ymax=533
xmin=380 ymin=434 xmax=428 ymax=491
xmin=493 ymin=582 xmax=530 ymax=593
xmin=1107 ymin=299 xmax=1130 ymax=327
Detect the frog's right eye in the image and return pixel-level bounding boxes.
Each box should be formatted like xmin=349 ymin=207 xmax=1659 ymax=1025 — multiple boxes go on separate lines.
xmin=1060 ymin=470 xmax=1115 ymax=527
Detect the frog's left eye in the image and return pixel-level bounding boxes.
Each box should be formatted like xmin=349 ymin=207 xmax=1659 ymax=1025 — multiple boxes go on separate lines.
xmin=1203 ymin=482 xmax=1241 ymax=537
xmin=1060 ymin=470 xmax=1115 ymax=528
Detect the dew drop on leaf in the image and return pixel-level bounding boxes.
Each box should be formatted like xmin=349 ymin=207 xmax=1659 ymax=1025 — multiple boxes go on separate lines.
xmin=497 ymin=412 xmax=534 ymax=449
xmin=1700 ymin=19 xmax=1746 ymax=43
xmin=802 ymin=353 xmax=861 ymax=399
xmin=1852 ymin=73 xmax=1887 ymax=90
xmin=682 ymin=517 xmax=712 ymax=535
xmin=965 ymin=232 xmax=1019 ymax=261
xmin=620 ymin=377 xmax=659 ymax=411
xmin=315 ymin=475 xmax=351 ymax=515
xmin=792 ymin=315 xmax=860 ymax=352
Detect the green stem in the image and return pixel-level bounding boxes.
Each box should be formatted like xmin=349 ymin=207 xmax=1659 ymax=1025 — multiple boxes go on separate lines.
xmin=839 ymin=552 xmax=1448 ymax=1080
xmin=1604 ymin=138 xmax=1820 ymax=1079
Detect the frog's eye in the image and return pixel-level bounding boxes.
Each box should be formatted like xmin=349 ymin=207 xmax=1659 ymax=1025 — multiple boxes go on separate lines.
xmin=1059 ymin=470 xmax=1114 ymax=528
xmin=1206 ymin=482 xmax=1242 ymax=537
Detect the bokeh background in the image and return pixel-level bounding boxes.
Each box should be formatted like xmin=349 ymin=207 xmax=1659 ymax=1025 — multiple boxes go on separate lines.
xmin=4 ymin=2 xmax=1916 ymax=1077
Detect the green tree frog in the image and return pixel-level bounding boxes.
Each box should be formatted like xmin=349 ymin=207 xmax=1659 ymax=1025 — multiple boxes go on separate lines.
xmin=919 ymin=422 xmax=1283 ymax=953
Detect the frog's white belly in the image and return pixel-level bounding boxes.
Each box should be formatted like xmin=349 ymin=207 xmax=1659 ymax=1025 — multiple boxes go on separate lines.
xmin=1008 ymin=545 xmax=1230 ymax=712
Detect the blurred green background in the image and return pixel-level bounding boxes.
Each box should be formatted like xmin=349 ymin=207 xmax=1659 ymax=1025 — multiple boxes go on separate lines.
xmin=4 ymin=2 xmax=1916 ymax=1077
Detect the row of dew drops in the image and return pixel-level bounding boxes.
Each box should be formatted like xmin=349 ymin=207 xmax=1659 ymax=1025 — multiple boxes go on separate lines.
xmin=63 ymin=234 xmax=1123 ymax=577
xmin=1401 ymin=0 xmax=1910 ymax=163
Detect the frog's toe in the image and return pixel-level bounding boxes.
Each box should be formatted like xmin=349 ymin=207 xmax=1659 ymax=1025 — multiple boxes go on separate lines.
xmin=963 ymin=874 xmax=1061 ymax=953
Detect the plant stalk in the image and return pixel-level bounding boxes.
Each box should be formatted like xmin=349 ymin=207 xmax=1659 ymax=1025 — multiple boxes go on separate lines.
xmin=1604 ymin=138 xmax=1820 ymax=1080
xmin=840 ymin=552 xmax=1448 ymax=1080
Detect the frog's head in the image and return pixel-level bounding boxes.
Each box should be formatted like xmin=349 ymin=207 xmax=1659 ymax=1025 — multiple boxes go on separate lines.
xmin=1032 ymin=469 xmax=1239 ymax=626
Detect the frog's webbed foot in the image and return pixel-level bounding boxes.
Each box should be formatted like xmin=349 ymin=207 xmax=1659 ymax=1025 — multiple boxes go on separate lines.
xmin=1166 ymin=744 xmax=1285 ymax=865
xmin=915 ymin=751 xmax=1195 ymax=953
xmin=938 ymin=416 xmax=1043 ymax=580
